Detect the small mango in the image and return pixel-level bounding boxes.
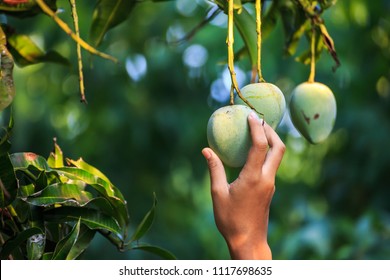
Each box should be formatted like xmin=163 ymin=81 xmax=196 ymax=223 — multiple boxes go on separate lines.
xmin=235 ymin=83 xmax=286 ymax=129
xmin=289 ymin=82 xmax=337 ymax=144
xmin=207 ymin=105 xmax=253 ymax=168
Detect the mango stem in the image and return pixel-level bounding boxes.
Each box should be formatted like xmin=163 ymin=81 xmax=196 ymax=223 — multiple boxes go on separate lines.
xmin=256 ymin=0 xmax=265 ymax=83
xmin=308 ymin=23 xmax=316 ymax=83
xmin=227 ymin=0 xmax=256 ymax=111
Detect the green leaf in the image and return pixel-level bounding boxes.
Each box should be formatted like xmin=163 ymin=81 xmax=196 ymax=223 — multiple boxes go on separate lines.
xmin=35 ymin=170 xmax=49 ymax=190
xmin=295 ymin=29 xmax=324 ymax=64
xmin=84 ymin=197 xmax=116 ymax=219
xmin=0 ymin=227 xmax=43 ymax=259
xmin=15 ymin=165 xmax=61 ymax=194
xmin=52 ymin=218 xmax=81 ymax=260
xmin=233 ymin=0 xmax=242 ymax=12
xmin=286 ymin=19 xmax=310 ymax=56
xmin=24 ymin=182 xmax=94 ymax=207
xmin=56 ymin=166 xmax=129 ymax=228
xmin=279 ymin=0 xmax=310 ymax=56
xmin=130 ymin=193 xmax=157 ymax=242
xmin=0 ymin=106 xmax=13 ymax=155
xmin=57 ymin=166 xmax=113 ymax=195
xmin=42 ymin=252 xmax=53 ymax=260
xmin=11 ymin=198 xmax=32 ymax=225
xmin=47 ymin=139 xmax=64 ymax=168
xmin=89 ymin=0 xmax=138 ymax=47
xmin=44 ymin=207 xmax=123 ymax=238
xmin=10 ymin=152 xmax=50 ymax=171
xmin=7 ymin=33 xmax=69 ymax=67
xmin=19 ymin=183 xmax=35 ymax=197
xmin=66 ymin=225 xmax=96 ymax=260
xmin=66 ymin=158 xmax=115 ymax=188
xmin=262 ymin=0 xmax=280 ymax=38
xmin=233 ymin=7 xmax=257 ymax=69
xmin=0 ymin=153 xmax=17 ymax=207
xmin=131 ymin=242 xmax=176 ymax=260
xmin=27 ymin=231 xmax=46 ymax=260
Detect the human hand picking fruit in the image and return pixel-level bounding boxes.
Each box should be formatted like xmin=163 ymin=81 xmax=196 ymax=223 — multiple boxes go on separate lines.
xmin=202 ymin=112 xmax=285 ymax=260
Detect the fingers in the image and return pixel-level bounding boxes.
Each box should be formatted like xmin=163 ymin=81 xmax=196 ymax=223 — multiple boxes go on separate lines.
xmin=263 ymin=122 xmax=286 ymax=175
xmin=242 ymin=112 xmax=285 ymax=177
xmin=202 ymin=148 xmax=228 ymax=196
xmin=241 ymin=112 xmax=268 ymax=175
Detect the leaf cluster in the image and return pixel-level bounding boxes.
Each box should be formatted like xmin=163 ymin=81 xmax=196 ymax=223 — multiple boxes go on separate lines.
xmin=210 ymin=0 xmax=339 ymax=72
xmin=0 ymin=116 xmax=174 ymax=259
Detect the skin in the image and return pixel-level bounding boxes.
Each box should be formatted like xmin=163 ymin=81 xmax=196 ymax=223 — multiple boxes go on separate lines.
xmin=202 ymin=111 xmax=285 ymax=260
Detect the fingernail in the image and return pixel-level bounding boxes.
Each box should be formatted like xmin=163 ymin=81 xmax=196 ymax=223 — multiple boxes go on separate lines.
xmin=249 ymin=111 xmax=257 ymax=119
xmin=202 ymin=149 xmax=212 ymax=160
xmin=249 ymin=111 xmax=263 ymax=123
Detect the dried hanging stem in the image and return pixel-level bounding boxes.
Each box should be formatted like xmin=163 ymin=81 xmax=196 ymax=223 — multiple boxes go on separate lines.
xmin=69 ymin=0 xmax=86 ymax=103
xmin=308 ymin=23 xmax=316 ymax=83
xmin=227 ymin=0 xmax=255 ymax=110
xmin=35 ymin=0 xmax=117 ymax=63
xmin=256 ymin=0 xmax=265 ymax=82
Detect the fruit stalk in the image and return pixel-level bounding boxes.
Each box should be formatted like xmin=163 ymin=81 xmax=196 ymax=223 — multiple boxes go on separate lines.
xmin=256 ymin=0 xmax=265 ymax=82
xmin=226 ymin=0 xmax=256 ymax=111
xmin=308 ymin=23 xmax=316 ymax=83
xmin=226 ymin=0 xmax=239 ymax=103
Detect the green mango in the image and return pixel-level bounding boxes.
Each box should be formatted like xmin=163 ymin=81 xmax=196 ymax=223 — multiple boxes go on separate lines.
xmin=235 ymin=83 xmax=286 ymax=129
xmin=289 ymin=82 xmax=337 ymax=144
xmin=207 ymin=105 xmax=253 ymax=168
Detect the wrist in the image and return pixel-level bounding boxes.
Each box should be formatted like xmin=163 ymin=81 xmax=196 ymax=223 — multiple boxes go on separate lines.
xmin=226 ymin=236 xmax=272 ymax=260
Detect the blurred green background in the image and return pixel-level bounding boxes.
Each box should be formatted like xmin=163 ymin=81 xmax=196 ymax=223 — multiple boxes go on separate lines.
xmin=2 ymin=0 xmax=390 ymax=259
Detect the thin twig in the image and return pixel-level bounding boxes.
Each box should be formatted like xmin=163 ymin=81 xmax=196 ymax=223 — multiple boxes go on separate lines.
xmin=35 ymin=0 xmax=118 ymax=63
xmin=230 ymin=84 xmax=234 ymax=105
xmin=69 ymin=0 xmax=87 ymax=103
xmin=170 ymin=6 xmax=220 ymax=45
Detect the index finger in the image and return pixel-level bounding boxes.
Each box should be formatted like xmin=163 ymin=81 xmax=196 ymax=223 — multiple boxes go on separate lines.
xmin=241 ymin=112 xmax=268 ymax=176
xmin=263 ymin=122 xmax=286 ymax=175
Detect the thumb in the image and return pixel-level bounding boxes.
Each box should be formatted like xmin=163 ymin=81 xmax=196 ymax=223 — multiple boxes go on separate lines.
xmin=202 ymin=148 xmax=228 ymax=195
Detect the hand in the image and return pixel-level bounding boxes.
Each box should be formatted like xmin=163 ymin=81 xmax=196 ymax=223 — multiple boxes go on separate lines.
xmin=202 ymin=112 xmax=285 ymax=260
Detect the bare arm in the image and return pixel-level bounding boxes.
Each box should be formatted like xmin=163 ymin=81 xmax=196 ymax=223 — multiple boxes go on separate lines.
xmin=202 ymin=112 xmax=285 ymax=260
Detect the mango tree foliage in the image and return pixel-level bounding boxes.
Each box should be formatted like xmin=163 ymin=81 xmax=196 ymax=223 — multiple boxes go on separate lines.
xmin=0 ymin=124 xmax=173 ymax=259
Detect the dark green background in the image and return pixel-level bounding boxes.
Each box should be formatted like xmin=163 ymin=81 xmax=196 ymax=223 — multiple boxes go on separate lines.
xmin=2 ymin=0 xmax=390 ymax=259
